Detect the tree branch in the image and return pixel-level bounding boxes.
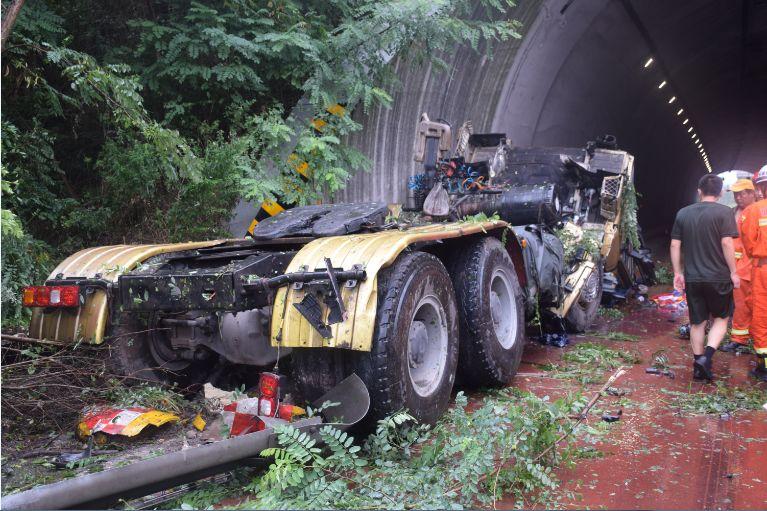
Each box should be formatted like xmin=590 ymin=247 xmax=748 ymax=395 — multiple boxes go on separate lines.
xmin=1 ymin=0 xmax=26 ymax=52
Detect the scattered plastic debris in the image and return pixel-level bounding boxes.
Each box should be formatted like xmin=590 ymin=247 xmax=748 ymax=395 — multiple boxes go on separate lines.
xmin=651 ymin=291 xmax=687 ymax=313
xmin=77 ymin=407 xmax=179 ymax=440
xmin=192 ymin=413 xmax=206 ymax=432
xmin=606 ymin=387 xmax=629 ymax=397
xmin=645 ymin=367 xmax=676 ymax=379
xmin=203 ymin=383 xmax=238 ymax=406
xmin=602 ymin=409 xmax=623 ymax=422
xmin=678 ymin=323 xmax=691 ymax=339
xmin=218 ymin=373 xmax=306 ymax=437
xmin=53 ymin=437 xmax=93 ymax=469
xmin=536 ymin=332 xmax=570 ymax=348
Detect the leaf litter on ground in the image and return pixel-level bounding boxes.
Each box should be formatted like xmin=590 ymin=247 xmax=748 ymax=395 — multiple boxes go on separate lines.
xmin=661 ymin=382 xmax=767 ymax=416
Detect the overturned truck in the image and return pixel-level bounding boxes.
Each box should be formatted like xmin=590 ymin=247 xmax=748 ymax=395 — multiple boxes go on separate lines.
xmin=21 ymin=115 xmax=649 ymax=425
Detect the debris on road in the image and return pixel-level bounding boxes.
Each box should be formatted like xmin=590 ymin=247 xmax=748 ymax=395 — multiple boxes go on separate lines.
xmin=192 ymin=413 xmax=206 ymax=431
xmin=606 ymin=386 xmax=629 ymax=396
xmin=645 ymin=366 xmax=676 ymax=379
xmin=202 ymin=383 xmax=238 ymax=406
xmin=650 ymin=290 xmax=687 ymax=313
xmin=219 ymin=373 xmax=305 ymax=437
xmin=601 ymin=409 xmax=623 ymax=422
xmin=77 ymin=407 xmax=179 ymax=441
xmin=536 ymin=332 xmax=570 ymax=348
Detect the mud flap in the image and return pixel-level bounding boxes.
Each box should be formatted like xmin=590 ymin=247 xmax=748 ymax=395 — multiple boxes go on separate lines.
xmin=312 ymin=374 xmax=370 ymax=429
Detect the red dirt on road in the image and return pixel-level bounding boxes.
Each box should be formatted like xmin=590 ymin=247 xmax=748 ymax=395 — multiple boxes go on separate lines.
xmin=504 ymin=305 xmax=766 ymax=510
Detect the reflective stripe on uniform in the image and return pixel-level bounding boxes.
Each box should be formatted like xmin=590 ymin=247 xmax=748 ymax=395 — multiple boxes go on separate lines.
xmin=735 ymin=252 xmax=743 ymax=259
xmin=759 ymin=218 xmax=767 ymax=227
xmin=731 ymin=328 xmax=749 ymax=336
xmin=755 ymin=346 xmax=767 ymax=355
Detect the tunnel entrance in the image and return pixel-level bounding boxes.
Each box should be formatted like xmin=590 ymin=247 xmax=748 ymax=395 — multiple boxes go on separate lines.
xmin=335 ymin=0 xmax=766 ymax=241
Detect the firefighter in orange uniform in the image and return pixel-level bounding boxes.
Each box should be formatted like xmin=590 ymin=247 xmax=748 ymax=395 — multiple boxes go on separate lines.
xmin=721 ymin=179 xmax=757 ymax=352
xmin=739 ymin=165 xmax=767 ymax=381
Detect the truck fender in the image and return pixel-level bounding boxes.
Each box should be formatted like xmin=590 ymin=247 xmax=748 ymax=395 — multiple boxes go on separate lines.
xmin=29 ymin=241 xmax=226 ymax=344
xmin=270 ymin=221 xmax=508 ymax=352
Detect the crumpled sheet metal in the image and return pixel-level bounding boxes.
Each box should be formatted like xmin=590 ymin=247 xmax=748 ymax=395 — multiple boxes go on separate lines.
xmin=77 ymin=407 xmax=179 ymax=439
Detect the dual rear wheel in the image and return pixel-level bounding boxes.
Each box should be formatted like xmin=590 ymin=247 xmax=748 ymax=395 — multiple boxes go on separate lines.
xmin=291 ymin=237 xmax=525 ymax=425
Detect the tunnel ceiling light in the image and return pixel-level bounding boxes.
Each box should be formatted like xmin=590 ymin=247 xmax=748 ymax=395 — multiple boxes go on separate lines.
xmin=677 ymin=108 xmax=684 ymax=116
xmin=668 ymin=96 xmax=677 ymax=104
xmin=644 ymin=57 xmax=654 ymax=68
xmin=658 ymin=80 xmax=667 ymax=89
xmin=691 ymin=133 xmax=697 ymax=139
xmin=688 ymin=127 xmax=693 ymax=133
xmin=683 ymin=118 xmax=689 ymax=125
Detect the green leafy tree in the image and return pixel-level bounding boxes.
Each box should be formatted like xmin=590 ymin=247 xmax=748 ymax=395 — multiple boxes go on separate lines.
xmin=1 ymin=0 xmax=522 ymax=326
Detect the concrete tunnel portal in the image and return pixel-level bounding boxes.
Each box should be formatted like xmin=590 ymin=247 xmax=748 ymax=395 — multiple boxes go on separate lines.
xmin=231 ymin=0 xmax=767 ymax=240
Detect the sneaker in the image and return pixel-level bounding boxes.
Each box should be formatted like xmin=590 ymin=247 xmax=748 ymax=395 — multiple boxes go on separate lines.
xmin=692 ymin=363 xmax=707 ymax=381
xmin=719 ymin=341 xmax=747 ymax=353
xmin=693 ymin=355 xmax=713 ymax=381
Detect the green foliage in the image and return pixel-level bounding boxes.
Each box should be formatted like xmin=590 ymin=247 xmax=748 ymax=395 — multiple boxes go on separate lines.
xmin=460 ymin=211 xmax=501 ymax=224
xmin=543 ymin=342 xmax=641 ymax=384
xmin=233 ymin=390 xmax=595 ymax=509
xmin=589 ymin=330 xmax=639 ymax=342
xmin=1 ymin=0 xmax=522 ymax=327
xmin=102 ymin=382 xmax=186 ymax=414
xmin=654 ymin=262 xmax=673 ymax=285
xmin=620 ymin=180 xmax=641 ymax=249
xmin=661 ymin=383 xmax=766 ymax=416
xmin=597 ymin=307 xmax=625 ymax=321
xmin=556 ymin=226 xmax=602 ymax=262
xmin=1 ymin=159 xmax=54 ymax=326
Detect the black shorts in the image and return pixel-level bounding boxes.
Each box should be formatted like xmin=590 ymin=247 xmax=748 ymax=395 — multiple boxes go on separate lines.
xmin=686 ymin=281 xmax=734 ymax=325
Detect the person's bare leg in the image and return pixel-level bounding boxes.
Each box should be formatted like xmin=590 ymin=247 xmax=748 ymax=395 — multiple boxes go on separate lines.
xmin=690 ymin=321 xmax=707 ymax=355
xmin=706 ymin=317 xmax=730 ymax=350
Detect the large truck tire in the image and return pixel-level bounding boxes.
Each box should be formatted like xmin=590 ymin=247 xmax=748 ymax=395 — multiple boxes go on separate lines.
xmin=450 ymin=237 xmax=525 ymax=388
xmin=104 ymin=313 xmax=214 ymax=390
xmin=564 ymin=262 xmax=604 ymax=333
xmin=291 ymin=251 xmax=459 ymax=426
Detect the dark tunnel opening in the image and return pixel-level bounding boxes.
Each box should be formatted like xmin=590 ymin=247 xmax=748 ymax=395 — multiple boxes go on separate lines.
xmin=330 ymin=0 xmax=767 ymax=247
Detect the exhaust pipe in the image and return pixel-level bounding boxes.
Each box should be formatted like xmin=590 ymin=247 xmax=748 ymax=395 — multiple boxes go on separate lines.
xmin=2 ymin=374 xmax=370 ymax=510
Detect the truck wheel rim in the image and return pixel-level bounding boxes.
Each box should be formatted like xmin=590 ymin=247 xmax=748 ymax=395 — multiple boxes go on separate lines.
xmin=490 ymin=268 xmax=517 ymax=349
xmin=407 ymin=295 xmax=449 ymax=397
xmin=579 ymin=268 xmax=601 ymax=305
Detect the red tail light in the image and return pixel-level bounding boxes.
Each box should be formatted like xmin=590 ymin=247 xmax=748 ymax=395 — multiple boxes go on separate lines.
xmin=259 ymin=372 xmax=281 ymax=398
xmin=22 ymin=285 xmax=80 ymax=308
xmin=258 ymin=372 xmax=281 ymax=417
xmin=50 ymin=286 xmax=79 ymax=307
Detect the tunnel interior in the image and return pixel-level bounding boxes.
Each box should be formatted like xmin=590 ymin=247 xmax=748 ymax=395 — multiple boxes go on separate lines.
xmin=337 ymin=0 xmax=767 ymax=243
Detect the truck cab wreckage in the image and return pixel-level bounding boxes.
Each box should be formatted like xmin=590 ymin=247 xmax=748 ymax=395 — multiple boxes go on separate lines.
xmin=20 ymin=113 xmax=649 ymax=431
xmin=7 ymin=114 xmax=654 ymax=509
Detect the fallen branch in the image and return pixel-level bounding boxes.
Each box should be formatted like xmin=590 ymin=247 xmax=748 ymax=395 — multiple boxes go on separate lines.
xmin=443 ymin=366 xmax=628 ymax=499
xmin=1 ymin=334 xmax=70 ymax=347
xmin=533 ymin=366 xmax=627 ymax=462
